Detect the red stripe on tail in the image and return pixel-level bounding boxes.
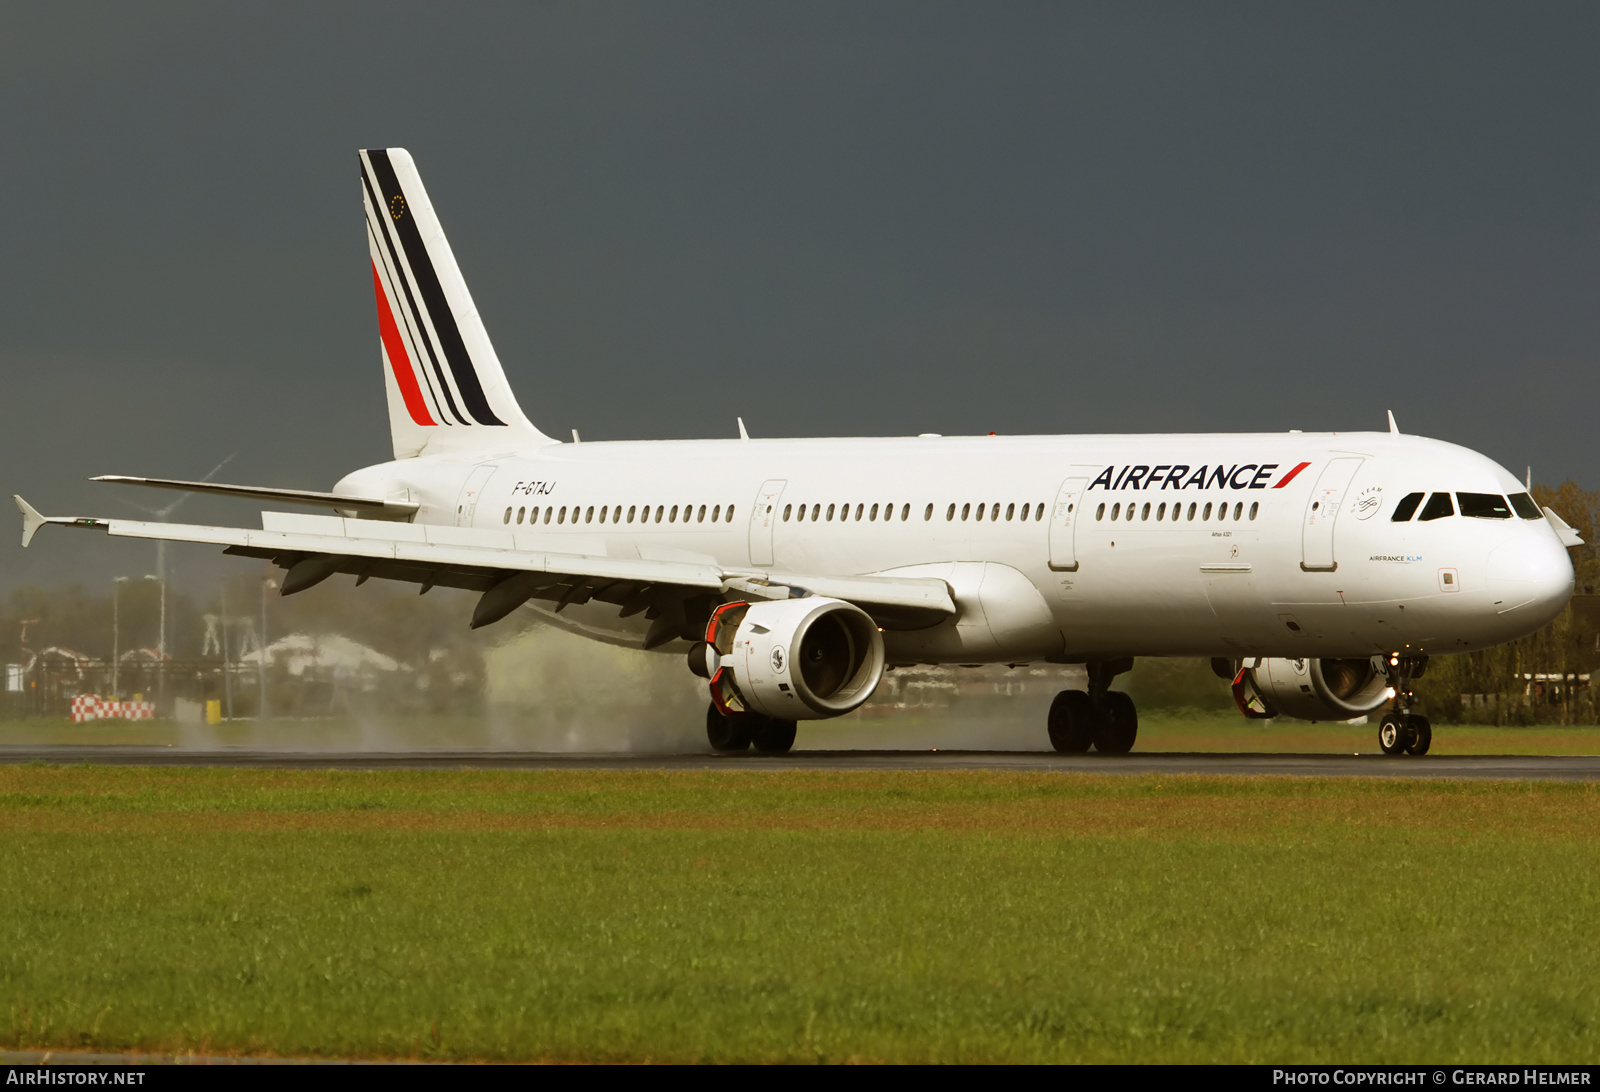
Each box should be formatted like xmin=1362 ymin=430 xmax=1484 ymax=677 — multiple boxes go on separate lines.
xmin=1272 ymin=461 xmax=1312 ymax=488
xmin=371 ymin=261 xmax=436 ymax=426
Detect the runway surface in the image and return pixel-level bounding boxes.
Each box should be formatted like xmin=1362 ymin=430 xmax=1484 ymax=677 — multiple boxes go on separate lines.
xmin=2 ymin=746 xmax=1598 ymax=779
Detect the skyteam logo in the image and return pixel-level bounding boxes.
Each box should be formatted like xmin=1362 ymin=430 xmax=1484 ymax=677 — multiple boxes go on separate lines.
xmin=1088 ymin=461 xmax=1312 ymax=491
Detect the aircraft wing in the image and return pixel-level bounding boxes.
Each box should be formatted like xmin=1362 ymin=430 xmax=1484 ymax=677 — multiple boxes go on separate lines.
xmin=13 ymin=497 xmax=955 ymax=645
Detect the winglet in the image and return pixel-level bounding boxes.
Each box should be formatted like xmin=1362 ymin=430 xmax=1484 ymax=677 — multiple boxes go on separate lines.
xmin=1387 ymin=410 xmax=1400 ymax=434
xmin=13 ymin=496 xmax=109 ymax=546
xmin=14 ymin=495 xmax=46 ymax=548
xmin=1543 ymin=507 xmax=1585 ymax=548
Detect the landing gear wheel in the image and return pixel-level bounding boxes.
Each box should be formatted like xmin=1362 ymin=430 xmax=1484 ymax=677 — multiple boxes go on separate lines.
xmin=1093 ymin=691 xmax=1139 ymax=755
xmin=751 ymin=717 xmax=798 ymax=755
xmin=1047 ymin=690 xmax=1096 ymax=753
xmin=1404 ymin=714 xmax=1432 ymax=756
xmin=1377 ymin=713 xmax=1407 ymax=755
xmin=706 ymin=703 xmax=754 ymax=753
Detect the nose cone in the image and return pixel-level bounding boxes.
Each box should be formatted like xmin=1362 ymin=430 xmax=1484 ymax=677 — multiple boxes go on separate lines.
xmin=1487 ymin=530 xmax=1575 ymax=632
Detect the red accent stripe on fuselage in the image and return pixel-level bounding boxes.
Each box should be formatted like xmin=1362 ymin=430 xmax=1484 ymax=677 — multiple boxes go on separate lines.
xmin=371 ymin=260 xmax=436 ymax=426
xmin=1272 ymin=461 xmax=1312 ymax=488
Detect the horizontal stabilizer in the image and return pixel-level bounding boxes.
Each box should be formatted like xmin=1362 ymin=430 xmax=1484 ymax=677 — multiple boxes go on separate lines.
xmin=91 ymin=476 xmax=418 ymax=519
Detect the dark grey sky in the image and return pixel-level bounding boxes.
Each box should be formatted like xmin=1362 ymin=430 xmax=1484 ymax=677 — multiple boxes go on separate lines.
xmin=3 ymin=1 xmax=1596 ymax=595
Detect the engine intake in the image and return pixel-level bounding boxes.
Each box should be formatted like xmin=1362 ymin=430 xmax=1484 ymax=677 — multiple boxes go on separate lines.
xmin=700 ymin=598 xmax=885 ymax=720
xmin=1244 ymin=657 xmax=1392 ymax=721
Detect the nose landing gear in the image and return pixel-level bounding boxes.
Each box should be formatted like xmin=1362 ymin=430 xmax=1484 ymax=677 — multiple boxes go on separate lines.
xmin=1377 ymin=655 xmax=1432 ymax=756
xmin=1047 ymin=658 xmax=1138 ymax=754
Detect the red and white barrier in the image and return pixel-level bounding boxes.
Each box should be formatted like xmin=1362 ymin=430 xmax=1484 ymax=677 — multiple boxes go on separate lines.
xmin=70 ymin=695 xmax=156 ymax=723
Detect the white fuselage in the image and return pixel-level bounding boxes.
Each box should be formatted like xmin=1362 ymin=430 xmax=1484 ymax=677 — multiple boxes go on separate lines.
xmin=335 ymin=430 xmax=1574 ymax=665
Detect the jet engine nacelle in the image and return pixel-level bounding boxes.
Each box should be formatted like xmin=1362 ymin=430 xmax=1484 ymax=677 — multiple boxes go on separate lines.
xmin=1247 ymin=657 xmax=1393 ymax=721
xmin=696 ymin=598 xmax=885 ymax=720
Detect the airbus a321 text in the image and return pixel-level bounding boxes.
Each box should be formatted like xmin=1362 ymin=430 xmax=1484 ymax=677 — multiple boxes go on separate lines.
xmin=14 ymin=148 xmax=1581 ymax=756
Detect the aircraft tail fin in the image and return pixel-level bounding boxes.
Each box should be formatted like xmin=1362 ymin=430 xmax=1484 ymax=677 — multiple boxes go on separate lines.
xmin=360 ymin=148 xmax=553 ymax=458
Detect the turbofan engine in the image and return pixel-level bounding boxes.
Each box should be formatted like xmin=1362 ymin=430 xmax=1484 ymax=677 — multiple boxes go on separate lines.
xmin=1238 ymin=657 xmax=1393 ymax=721
xmin=690 ymin=598 xmax=886 ymax=720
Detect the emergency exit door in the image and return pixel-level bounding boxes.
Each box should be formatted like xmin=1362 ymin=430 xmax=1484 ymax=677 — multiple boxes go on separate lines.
xmin=748 ymin=479 xmax=787 ymax=567
xmin=455 ymin=463 xmax=499 ymax=527
xmin=1048 ymin=476 xmax=1089 ymax=571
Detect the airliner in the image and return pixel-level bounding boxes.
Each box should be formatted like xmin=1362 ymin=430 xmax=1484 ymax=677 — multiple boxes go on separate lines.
xmin=14 ymin=148 xmax=1580 ymax=756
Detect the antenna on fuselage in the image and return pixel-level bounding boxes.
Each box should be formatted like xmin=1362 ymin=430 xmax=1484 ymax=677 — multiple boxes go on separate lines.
xmin=1527 ymin=467 xmax=1533 ymax=491
xmin=571 ymin=429 xmax=581 ymax=443
xmin=1386 ymin=410 xmax=1400 ymax=435
xmin=737 ymin=417 xmax=750 ymax=441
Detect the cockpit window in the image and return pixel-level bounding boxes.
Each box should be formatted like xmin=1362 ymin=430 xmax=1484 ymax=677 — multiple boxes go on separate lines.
xmin=1457 ymin=493 xmax=1512 ymax=519
xmin=1391 ymin=492 xmax=1425 ymax=522
xmin=1417 ymin=492 xmax=1455 ymax=521
xmin=1509 ymin=492 xmax=1543 ymax=520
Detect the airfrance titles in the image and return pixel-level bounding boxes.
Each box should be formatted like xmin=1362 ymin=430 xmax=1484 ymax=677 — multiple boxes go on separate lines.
xmin=1088 ymin=461 xmax=1311 ymax=492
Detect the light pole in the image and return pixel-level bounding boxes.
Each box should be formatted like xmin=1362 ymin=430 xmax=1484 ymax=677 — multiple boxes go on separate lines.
xmin=112 ymin=575 xmax=159 ymax=700
xmin=219 ymin=581 xmax=233 ymax=722
xmin=112 ymin=453 xmax=235 ymax=713
xmin=258 ymin=575 xmax=277 ymax=720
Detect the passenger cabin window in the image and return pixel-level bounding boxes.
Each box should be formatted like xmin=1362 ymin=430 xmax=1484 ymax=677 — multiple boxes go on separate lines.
xmin=1458 ymin=493 xmax=1512 ymax=519
xmin=1509 ymin=492 xmax=1543 ymax=520
xmin=1418 ymin=493 xmax=1455 ymax=521
xmin=1391 ymin=492 xmax=1425 ymax=522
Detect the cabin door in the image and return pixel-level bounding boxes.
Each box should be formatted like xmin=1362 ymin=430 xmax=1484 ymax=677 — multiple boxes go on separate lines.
xmin=1300 ymin=457 xmax=1363 ymax=571
xmin=1048 ymin=476 xmax=1089 ymax=571
xmin=748 ymin=479 xmax=787 ymax=567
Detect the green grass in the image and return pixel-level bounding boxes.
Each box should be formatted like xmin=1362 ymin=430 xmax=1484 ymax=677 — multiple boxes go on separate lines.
xmin=2 ymin=767 xmax=1599 ymax=1061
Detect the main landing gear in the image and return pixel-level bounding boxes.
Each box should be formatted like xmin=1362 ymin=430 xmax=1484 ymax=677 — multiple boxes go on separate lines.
xmin=706 ymin=703 xmax=798 ymax=755
xmin=1377 ymin=654 xmax=1432 ymax=756
xmin=1048 ymin=658 xmax=1138 ymax=755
